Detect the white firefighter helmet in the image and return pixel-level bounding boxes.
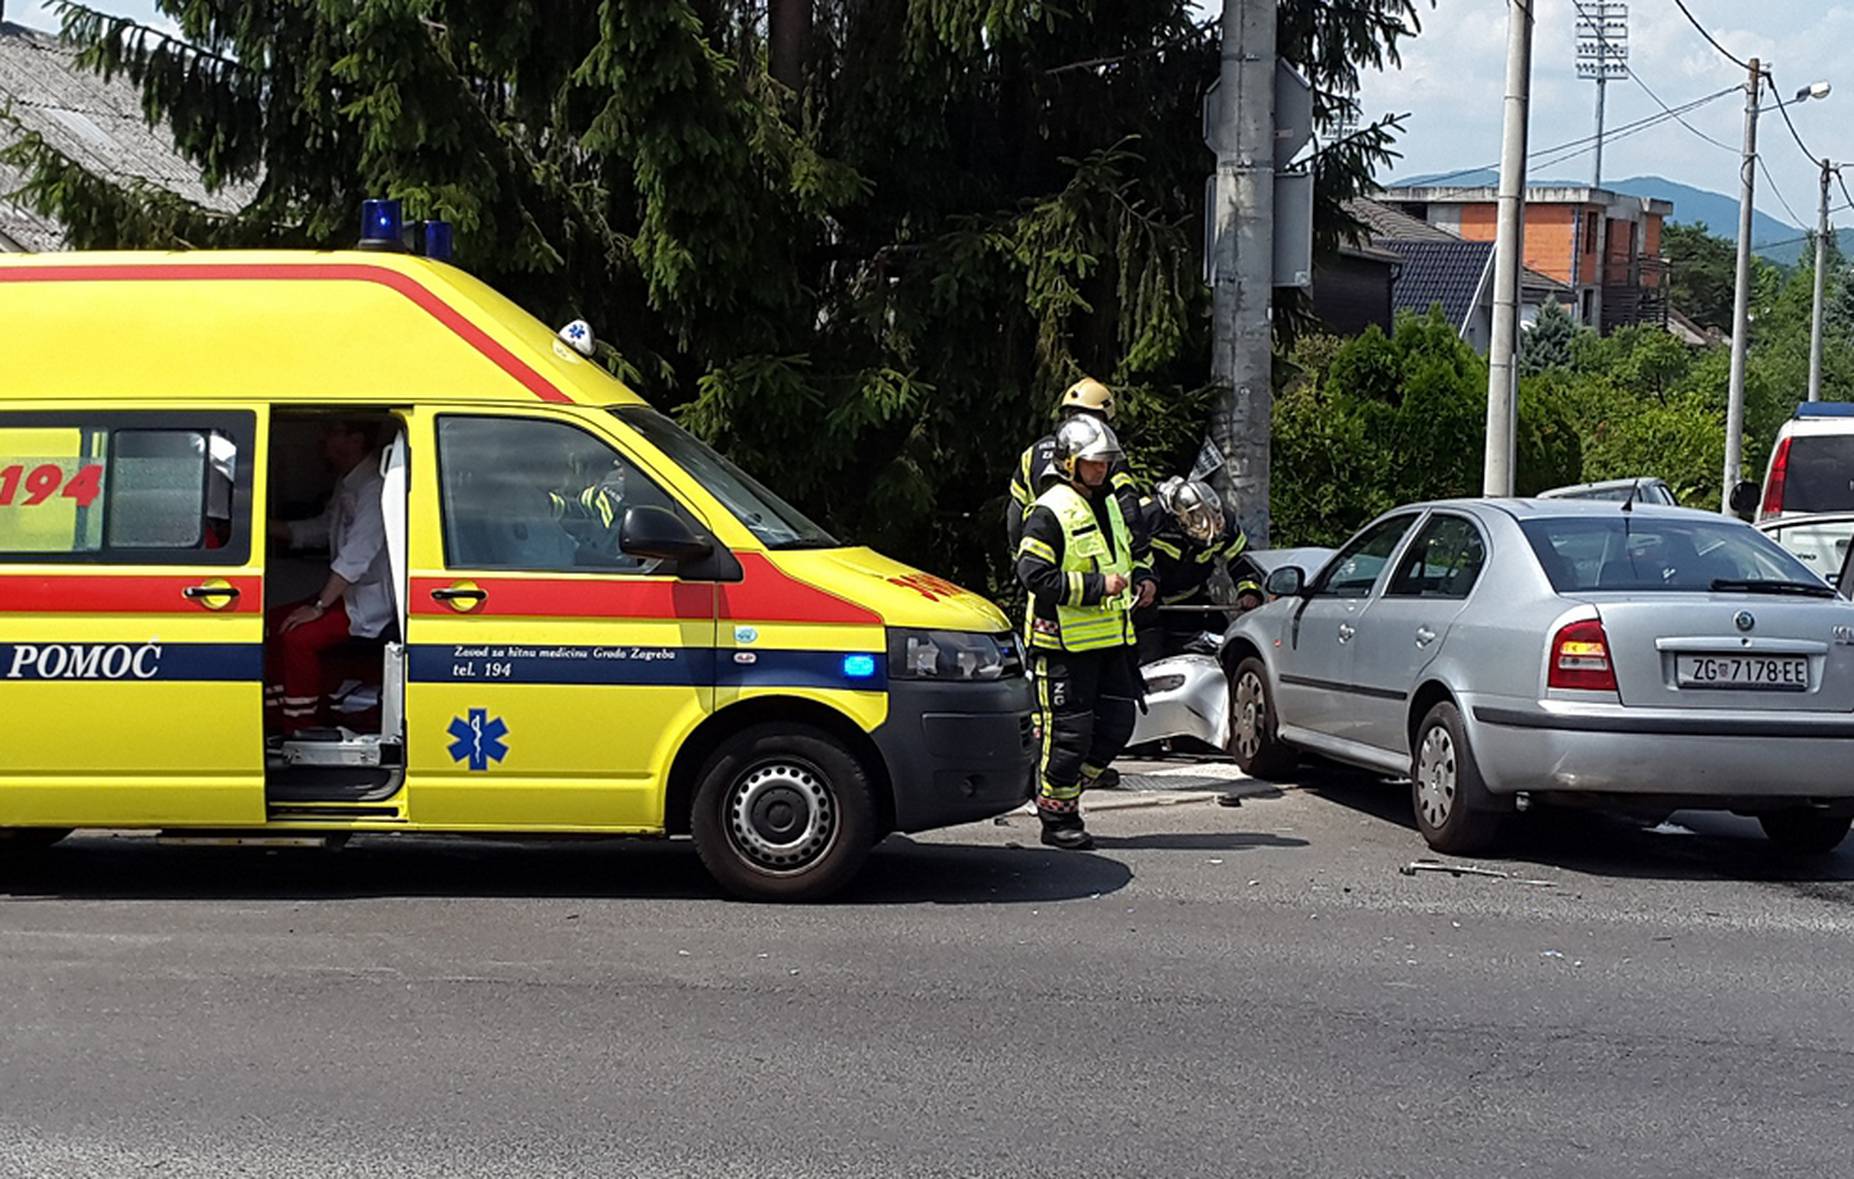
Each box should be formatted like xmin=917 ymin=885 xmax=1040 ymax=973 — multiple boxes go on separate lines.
xmin=1156 ymin=476 xmax=1225 ymax=544
xmin=1053 ymin=415 xmax=1123 ymax=485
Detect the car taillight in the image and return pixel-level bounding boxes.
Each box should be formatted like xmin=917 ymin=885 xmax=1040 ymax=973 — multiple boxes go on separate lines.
xmin=1759 ymin=436 xmax=1791 ymax=520
xmin=1549 ymin=619 xmax=1617 ymax=692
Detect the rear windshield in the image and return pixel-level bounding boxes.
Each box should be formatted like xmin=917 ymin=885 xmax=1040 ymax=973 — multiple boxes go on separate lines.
xmin=1521 ymin=515 xmax=1820 ymax=593
xmin=1783 ymin=436 xmax=1854 ymax=512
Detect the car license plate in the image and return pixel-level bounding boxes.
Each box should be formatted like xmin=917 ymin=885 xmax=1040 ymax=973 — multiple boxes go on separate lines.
xmin=1675 ymin=654 xmax=1809 ymax=690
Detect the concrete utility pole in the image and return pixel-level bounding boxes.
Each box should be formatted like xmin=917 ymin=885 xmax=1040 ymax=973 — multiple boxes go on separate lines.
xmin=1209 ymin=0 xmax=1277 ymax=546
xmin=1810 ymin=157 xmax=1836 ymax=403
xmin=1483 ymin=0 xmax=1534 ymax=498
xmin=1723 ymin=58 xmax=1762 ymax=512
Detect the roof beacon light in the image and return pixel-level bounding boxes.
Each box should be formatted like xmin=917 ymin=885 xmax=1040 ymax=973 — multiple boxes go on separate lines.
xmin=557 ymin=318 xmax=597 ymax=358
xmin=421 ymin=219 xmax=454 ymax=262
xmin=358 ymin=198 xmax=404 ymax=252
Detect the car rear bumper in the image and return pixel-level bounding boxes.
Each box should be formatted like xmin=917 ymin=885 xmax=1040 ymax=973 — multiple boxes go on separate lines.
xmin=874 ymin=677 xmax=1036 ymax=832
xmin=1466 ymin=696 xmax=1854 ymax=798
xmin=1129 ymin=654 xmax=1230 ymax=750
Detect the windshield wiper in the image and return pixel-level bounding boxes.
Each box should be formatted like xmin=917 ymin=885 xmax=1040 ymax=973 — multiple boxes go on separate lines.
xmin=1710 ymin=578 xmax=1837 ymax=598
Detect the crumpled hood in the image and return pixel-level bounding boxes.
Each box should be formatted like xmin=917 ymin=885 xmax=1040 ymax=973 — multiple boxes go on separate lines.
xmin=768 ymin=547 xmax=1011 ymax=632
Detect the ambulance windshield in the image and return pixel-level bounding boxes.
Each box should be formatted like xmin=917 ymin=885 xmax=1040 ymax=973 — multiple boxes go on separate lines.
xmin=614 ymin=408 xmax=839 ymax=550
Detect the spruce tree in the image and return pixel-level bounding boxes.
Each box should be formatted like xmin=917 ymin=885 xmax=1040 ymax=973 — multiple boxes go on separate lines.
xmin=3 ymin=0 xmax=1430 ymax=591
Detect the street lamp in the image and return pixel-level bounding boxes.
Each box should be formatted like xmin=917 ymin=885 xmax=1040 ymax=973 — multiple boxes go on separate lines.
xmin=1726 ymin=68 xmax=1834 ymax=512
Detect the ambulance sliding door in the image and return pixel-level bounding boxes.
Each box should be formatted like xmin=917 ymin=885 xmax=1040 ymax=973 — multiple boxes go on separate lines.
xmin=0 ymin=408 xmax=268 ymax=827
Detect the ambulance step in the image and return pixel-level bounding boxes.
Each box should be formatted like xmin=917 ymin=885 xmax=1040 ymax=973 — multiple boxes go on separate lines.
xmin=266 ymin=766 xmax=400 ymax=802
xmin=267 ymin=805 xmax=400 ymax=821
xmin=156 ymin=832 xmax=346 ymax=850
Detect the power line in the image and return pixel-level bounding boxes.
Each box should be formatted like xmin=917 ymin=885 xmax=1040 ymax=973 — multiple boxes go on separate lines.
xmin=1751 ymin=210 xmax=1852 ymax=253
xmin=1757 ymin=154 xmax=1806 ymax=229
xmin=1530 ymin=94 xmax=1733 ymax=174
xmin=1671 ymin=0 xmax=1757 ymax=72
xmin=1839 ymin=170 xmax=1854 ymax=218
xmin=1769 ymin=79 xmax=1822 ymax=167
xmin=1414 ymin=86 xmax=1738 ymax=186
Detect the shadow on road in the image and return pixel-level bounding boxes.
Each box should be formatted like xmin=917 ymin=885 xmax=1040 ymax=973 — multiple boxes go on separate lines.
xmin=0 ymin=831 xmax=1133 ymax=907
xmin=1300 ymin=767 xmax=1854 ymax=892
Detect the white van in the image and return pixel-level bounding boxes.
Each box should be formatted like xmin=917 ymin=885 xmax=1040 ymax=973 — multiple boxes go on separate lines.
xmin=1758 ymin=403 xmax=1854 ymax=521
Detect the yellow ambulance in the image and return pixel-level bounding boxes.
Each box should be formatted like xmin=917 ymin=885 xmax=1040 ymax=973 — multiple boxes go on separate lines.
xmin=0 ymin=245 xmax=1034 ymax=900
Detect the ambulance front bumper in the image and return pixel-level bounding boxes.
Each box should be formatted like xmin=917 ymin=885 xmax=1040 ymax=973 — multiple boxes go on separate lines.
xmin=876 ymin=675 xmax=1037 ymax=833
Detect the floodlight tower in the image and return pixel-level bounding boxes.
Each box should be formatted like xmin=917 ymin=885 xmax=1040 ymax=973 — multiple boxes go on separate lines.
xmin=1575 ymin=2 xmax=1628 ymax=187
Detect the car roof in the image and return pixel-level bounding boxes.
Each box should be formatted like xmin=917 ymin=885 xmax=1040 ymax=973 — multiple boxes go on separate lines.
xmin=1537 ymin=477 xmax=1667 ymax=497
xmin=1758 ymin=511 xmax=1854 ymax=529
xmin=1245 ymin=546 xmax=1333 ymax=572
xmin=1386 ymin=497 xmax=1720 ymax=523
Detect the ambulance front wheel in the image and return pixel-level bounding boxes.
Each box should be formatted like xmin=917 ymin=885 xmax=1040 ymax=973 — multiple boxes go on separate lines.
xmin=690 ymin=724 xmax=878 ymax=902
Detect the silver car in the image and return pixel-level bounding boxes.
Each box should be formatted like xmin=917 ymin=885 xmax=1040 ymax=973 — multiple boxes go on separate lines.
xmin=1224 ymin=499 xmax=1854 ymax=856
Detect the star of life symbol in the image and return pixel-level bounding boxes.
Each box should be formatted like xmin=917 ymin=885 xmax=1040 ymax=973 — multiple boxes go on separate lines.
xmin=447 ymin=708 xmax=509 ymax=772
xmin=565 ymin=322 xmax=587 ymax=341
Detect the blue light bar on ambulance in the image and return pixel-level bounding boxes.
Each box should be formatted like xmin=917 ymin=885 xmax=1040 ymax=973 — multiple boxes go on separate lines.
xmin=357 ymin=198 xmax=404 ymax=251
xmin=421 ymin=219 xmax=454 ymax=262
xmin=1795 ymin=402 xmax=1854 ymax=418
xmin=842 ymin=654 xmax=878 ymax=680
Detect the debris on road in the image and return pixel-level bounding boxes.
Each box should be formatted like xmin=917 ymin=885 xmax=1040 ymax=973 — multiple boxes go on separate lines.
xmin=1216 ymin=792 xmax=1244 ymax=807
xmin=1400 ymin=860 xmax=1509 ymax=880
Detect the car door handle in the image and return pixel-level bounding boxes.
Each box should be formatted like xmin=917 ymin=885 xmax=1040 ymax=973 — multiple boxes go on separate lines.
xmin=430 ymin=587 xmax=487 ymax=604
xmin=1415 ymin=626 xmax=1437 ymax=648
xmin=1337 ymin=623 xmax=1356 ymax=643
xmin=183 ymin=583 xmax=240 ymax=600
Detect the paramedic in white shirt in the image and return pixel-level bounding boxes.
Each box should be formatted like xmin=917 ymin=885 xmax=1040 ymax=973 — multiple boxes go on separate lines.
xmin=264 ymin=420 xmax=394 ymax=735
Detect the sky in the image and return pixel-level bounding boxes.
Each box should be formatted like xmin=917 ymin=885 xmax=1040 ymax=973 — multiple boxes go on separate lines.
xmin=1355 ymin=0 xmax=1854 ymax=231
xmin=14 ymin=0 xmax=1854 ymax=233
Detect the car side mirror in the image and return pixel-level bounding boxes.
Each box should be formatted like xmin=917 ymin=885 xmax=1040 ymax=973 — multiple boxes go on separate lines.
xmin=1728 ymin=480 xmax=1761 ymax=519
xmin=620 ymin=505 xmax=712 ymax=564
xmin=1264 ymin=566 xmax=1306 ymax=598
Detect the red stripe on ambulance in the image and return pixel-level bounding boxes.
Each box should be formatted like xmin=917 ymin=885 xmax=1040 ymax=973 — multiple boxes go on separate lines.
xmin=0 ymin=574 xmax=262 ymax=614
xmin=410 ymin=554 xmax=879 ymax=625
xmin=0 ymin=262 xmax=574 ymax=405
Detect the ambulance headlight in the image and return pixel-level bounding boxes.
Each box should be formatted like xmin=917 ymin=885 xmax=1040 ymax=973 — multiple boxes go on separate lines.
xmin=888 ymin=630 xmax=1024 ymax=681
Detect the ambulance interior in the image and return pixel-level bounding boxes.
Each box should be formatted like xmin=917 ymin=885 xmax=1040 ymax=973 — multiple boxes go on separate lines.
xmin=264 ymin=410 xmax=408 ymax=803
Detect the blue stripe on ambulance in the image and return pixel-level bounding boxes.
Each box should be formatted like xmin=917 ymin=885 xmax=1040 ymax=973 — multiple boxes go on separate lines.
xmin=0 ymin=642 xmax=261 ymax=682
xmin=406 ymin=645 xmax=886 ymax=689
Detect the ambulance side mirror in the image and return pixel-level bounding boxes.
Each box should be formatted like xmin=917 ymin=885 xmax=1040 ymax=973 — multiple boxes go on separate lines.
xmin=620 ymin=506 xmax=713 ymax=565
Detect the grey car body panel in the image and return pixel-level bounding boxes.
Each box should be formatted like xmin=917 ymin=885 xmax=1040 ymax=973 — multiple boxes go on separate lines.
xmin=1226 ymin=498 xmax=1854 ymax=803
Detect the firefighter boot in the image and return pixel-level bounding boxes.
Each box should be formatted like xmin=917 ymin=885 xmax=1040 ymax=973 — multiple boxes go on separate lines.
xmin=1083 ymin=764 xmax=1122 ymax=791
xmin=1039 ymin=813 xmax=1096 ymax=851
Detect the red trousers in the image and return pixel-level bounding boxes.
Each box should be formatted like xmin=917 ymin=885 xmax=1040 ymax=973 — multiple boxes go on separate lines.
xmin=265 ymin=599 xmax=351 ymax=735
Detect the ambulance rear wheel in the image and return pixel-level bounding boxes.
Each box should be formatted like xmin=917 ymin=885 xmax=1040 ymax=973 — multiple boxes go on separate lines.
xmin=690 ymin=724 xmax=877 ymax=902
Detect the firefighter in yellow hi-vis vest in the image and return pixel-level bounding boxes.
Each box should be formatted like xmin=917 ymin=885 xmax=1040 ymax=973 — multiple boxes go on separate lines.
xmin=1004 ymin=376 xmax=1144 ymax=557
xmin=1014 ymin=416 xmax=1157 ymax=850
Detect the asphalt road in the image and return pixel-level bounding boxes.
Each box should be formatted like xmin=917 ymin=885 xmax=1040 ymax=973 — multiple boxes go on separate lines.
xmin=4 ymin=764 xmax=1854 ymax=1178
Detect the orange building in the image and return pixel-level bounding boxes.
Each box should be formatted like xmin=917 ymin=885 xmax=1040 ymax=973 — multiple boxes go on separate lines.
xmin=1379 ymin=185 xmax=1673 ymax=334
